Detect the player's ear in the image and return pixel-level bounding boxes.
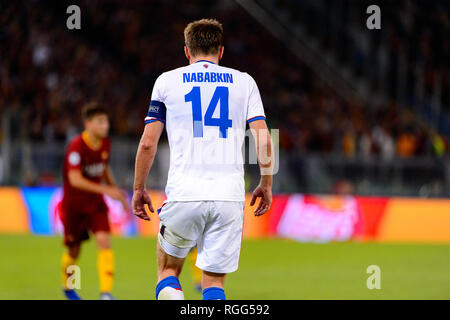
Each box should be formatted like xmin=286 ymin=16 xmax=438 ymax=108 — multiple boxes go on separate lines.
xmin=184 ymin=46 xmax=190 ymax=61
xmin=83 ymin=118 xmax=90 ymax=130
xmin=218 ymin=46 xmax=224 ymax=60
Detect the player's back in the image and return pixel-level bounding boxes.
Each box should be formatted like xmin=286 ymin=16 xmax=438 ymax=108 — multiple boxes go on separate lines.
xmin=147 ymin=60 xmax=265 ymax=202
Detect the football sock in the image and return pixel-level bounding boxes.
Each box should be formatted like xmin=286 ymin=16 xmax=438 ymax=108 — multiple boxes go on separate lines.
xmin=156 ymin=276 xmax=184 ymax=300
xmin=97 ymin=248 xmax=115 ymax=293
xmin=202 ymin=287 xmax=226 ymax=300
xmin=63 ymin=289 xmax=82 ymax=300
xmin=61 ymin=252 xmax=76 ymax=289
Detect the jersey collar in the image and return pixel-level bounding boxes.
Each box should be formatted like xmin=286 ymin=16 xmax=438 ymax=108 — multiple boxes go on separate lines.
xmin=194 ymin=59 xmax=216 ymax=65
xmin=81 ymin=131 xmax=103 ymax=151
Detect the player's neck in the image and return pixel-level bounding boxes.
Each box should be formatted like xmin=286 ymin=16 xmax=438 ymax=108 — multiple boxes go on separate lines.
xmin=190 ymin=56 xmax=219 ymax=65
xmin=82 ymin=130 xmax=102 ymax=150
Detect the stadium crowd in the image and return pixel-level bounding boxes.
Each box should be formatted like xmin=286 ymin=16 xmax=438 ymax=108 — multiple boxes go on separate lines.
xmin=1 ymin=0 xmax=448 ymax=159
xmin=268 ymin=0 xmax=450 ymax=158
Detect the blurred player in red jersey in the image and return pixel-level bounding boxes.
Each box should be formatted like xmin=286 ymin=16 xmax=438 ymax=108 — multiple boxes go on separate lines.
xmin=60 ymin=102 xmax=129 ymax=300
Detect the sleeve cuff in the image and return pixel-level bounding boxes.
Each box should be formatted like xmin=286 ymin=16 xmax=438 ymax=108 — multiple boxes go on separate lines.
xmin=247 ymin=115 xmax=266 ymax=123
xmin=144 ymin=117 xmax=166 ymax=125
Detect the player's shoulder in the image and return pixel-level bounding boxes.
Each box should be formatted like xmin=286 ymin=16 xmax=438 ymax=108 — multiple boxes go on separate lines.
xmin=64 ymin=134 xmax=84 ymax=162
xmin=157 ymin=66 xmax=187 ymax=80
xmin=150 ymin=68 xmax=183 ymax=91
xmin=102 ymin=137 xmax=111 ymax=149
xmin=218 ymin=65 xmax=256 ymax=84
xmin=216 ymin=64 xmax=244 ymax=73
xmin=67 ymin=134 xmax=83 ymax=150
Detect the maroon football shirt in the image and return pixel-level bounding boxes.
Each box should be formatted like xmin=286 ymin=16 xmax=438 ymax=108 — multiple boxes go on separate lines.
xmin=62 ymin=131 xmax=111 ymax=214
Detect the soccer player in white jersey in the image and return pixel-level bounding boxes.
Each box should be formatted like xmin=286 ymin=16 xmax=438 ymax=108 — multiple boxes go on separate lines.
xmin=132 ymin=19 xmax=273 ymax=300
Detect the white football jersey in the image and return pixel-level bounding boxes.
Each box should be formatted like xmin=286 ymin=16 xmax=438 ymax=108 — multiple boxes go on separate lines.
xmin=145 ymin=60 xmax=266 ymax=202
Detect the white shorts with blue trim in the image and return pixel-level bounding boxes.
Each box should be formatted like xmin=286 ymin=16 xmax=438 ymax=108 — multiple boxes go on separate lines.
xmin=157 ymin=201 xmax=244 ymax=274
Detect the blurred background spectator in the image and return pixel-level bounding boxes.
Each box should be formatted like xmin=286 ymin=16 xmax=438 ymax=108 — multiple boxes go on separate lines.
xmin=0 ymin=0 xmax=449 ymax=197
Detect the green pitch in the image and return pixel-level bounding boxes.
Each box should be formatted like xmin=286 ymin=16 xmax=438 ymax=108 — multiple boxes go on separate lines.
xmin=0 ymin=234 xmax=449 ymax=300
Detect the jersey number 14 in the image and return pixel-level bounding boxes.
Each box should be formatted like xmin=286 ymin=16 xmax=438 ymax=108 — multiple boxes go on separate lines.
xmin=185 ymin=86 xmax=232 ymax=138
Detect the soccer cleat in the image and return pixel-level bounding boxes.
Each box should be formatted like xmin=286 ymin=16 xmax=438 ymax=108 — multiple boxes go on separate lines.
xmin=63 ymin=289 xmax=82 ymax=300
xmin=157 ymin=286 xmax=184 ymax=300
xmin=99 ymin=292 xmax=116 ymax=300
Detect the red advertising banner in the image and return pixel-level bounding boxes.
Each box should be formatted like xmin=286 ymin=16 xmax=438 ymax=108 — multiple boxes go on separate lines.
xmin=1 ymin=188 xmax=449 ymax=243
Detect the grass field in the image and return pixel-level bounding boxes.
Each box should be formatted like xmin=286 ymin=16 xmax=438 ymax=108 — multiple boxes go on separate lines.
xmin=0 ymin=234 xmax=449 ymax=300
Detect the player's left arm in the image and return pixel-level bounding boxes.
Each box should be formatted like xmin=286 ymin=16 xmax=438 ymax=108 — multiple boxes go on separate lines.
xmin=132 ymin=121 xmax=164 ymax=221
xmin=102 ymin=165 xmax=130 ymax=212
xmin=249 ymin=119 xmax=273 ymax=216
xmin=246 ymin=73 xmax=273 ymax=216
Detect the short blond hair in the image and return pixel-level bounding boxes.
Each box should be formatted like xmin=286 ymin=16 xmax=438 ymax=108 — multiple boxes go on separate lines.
xmin=184 ymin=19 xmax=224 ymax=57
